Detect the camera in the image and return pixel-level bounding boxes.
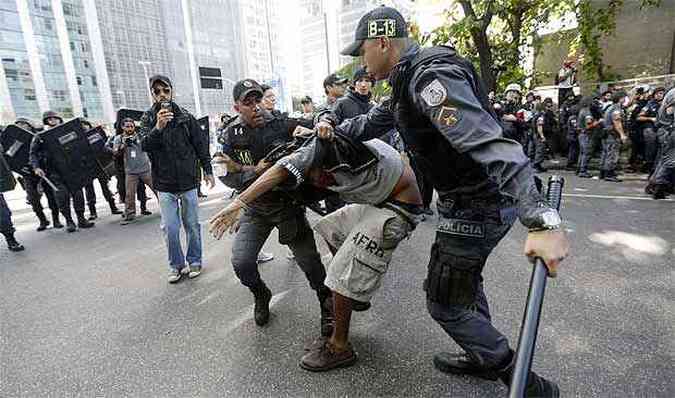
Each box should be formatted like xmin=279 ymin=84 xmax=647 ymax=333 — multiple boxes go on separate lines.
xmin=160 ymin=101 xmax=171 ymax=111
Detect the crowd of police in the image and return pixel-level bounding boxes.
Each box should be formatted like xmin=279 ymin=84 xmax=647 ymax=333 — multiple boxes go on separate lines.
xmin=490 ymin=76 xmax=675 ymax=197
xmin=1 ymin=5 xmax=673 ymax=397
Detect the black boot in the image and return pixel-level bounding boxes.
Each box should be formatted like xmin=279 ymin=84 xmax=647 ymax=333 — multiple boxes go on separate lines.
xmin=250 ymin=282 xmax=272 ymax=326
xmin=652 ymin=185 xmax=668 ymax=200
xmin=88 ymin=205 xmax=98 ymax=220
xmin=497 ymin=352 xmax=560 ymax=398
xmin=109 ymin=201 xmax=123 ymax=215
xmin=52 ymin=213 xmax=64 ymax=229
xmin=77 ymin=213 xmax=95 ymax=229
xmin=140 ymin=202 xmax=151 ymax=216
xmin=317 ymin=286 xmax=334 ymax=337
xmin=65 ymin=217 xmax=77 ymax=233
xmin=36 ymin=210 xmax=50 ymax=232
xmin=433 ymin=352 xmax=500 ymax=381
xmin=599 ymin=170 xmax=606 ymax=180
xmin=5 ymin=234 xmax=25 ymax=252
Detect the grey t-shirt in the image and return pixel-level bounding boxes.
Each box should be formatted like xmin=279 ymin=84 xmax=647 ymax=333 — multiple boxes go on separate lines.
xmin=113 ymin=135 xmax=151 ymax=175
xmin=277 ymin=138 xmax=404 ymax=205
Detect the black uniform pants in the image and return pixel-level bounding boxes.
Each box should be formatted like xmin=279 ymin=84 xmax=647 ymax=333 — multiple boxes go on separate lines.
xmin=425 ymin=198 xmax=517 ymax=369
xmin=84 ymin=176 xmax=115 ymax=211
xmin=49 ymin=174 xmax=86 ymax=221
xmin=24 ymin=175 xmax=59 ymax=218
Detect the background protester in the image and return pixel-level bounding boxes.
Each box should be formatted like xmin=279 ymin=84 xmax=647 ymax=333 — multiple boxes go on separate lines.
xmin=140 ymin=75 xmax=214 ymax=283
xmin=300 ymin=96 xmax=315 ymax=118
xmin=317 ymin=73 xmax=347 ymax=112
xmin=107 ymin=123 xmax=149 ymax=214
xmin=113 ymin=118 xmax=156 ymax=225
xmin=333 ymin=66 xmax=375 ymax=124
xmin=556 ymin=58 xmax=577 ymax=107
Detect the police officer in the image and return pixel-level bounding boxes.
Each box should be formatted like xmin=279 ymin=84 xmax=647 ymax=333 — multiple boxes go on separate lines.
xmin=501 ymin=83 xmax=525 ymax=144
xmin=638 ymin=87 xmax=666 ymax=173
xmin=29 ymin=111 xmax=95 ymax=232
xmin=647 ymin=88 xmax=675 ymax=199
xmin=564 ymin=97 xmax=581 ymax=170
xmin=576 ymin=96 xmax=603 ymax=178
xmin=329 ymin=6 xmax=569 ymax=396
xmin=317 ymin=73 xmax=348 ymax=113
xmin=214 ymin=79 xmax=333 ymax=335
xmin=12 ymin=118 xmax=62 ymax=230
xmin=79 ymin=118 xmax=122 ymax=219
xmin=601 ymin=91 xmax=628 ymax=182
xmin=627 ymin=86 xmax=649 ymax=171
xmin=1 ymin=140 xmax=24 ymax=252
xmin=530 ymin=104 xmax=548 ymax=172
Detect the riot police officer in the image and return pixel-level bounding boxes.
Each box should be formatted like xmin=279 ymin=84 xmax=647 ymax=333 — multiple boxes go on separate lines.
xmin=215 ymin=79 xmax=333 ymax=335
xmin=501 ymin=83 xmax=526 ymax=144
xmin=576 ymin=96 xmax=603 ymax=178
xmin=29 ymin=111 xmax=95 ymax=232
xmin=601 ymin=91 xmax=628 ymax=182
xmin=331 ymin=6 xmax=569 ymax=396
xmin=1 ymin=141 xmax=24 ymax=251
xmin=638 ymin=87 xmax=666 ymax=173
xmin=647 ymin=88 xmax=675 ymax=199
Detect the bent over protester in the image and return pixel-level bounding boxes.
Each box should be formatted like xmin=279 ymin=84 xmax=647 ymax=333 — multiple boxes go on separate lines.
xmin=210 ymin=131 xmax=422 ymax=371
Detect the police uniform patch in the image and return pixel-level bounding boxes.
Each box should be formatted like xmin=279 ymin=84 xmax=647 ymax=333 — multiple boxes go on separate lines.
xmin=437 ymin=219 xmax=485 ymax=239
xmin=437 ymin=106 xmax=459 ymax=128
xmin=420 ymin=79 xmax=447 ymax=107
xmin=243 ymin=80 xmax=253 ymax=88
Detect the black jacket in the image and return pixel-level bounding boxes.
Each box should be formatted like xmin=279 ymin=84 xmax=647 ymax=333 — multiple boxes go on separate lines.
xmin=333 ymin=89 xmax=374 ymax=124
xmin=139 ymin=102 xmax=212 ymax=193
xmin=333 ymin=45 xmax=555 ymax=230
xmin=0 ymin=143 xmax=17 ymax=193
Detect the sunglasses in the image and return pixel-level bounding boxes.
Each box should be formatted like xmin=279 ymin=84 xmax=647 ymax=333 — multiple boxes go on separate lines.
xmin=153 ymin=87 xmax=171 ymax=95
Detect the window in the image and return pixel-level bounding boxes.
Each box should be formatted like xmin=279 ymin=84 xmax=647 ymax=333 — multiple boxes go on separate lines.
xmin=24 ymin=89 xmax=36 ymax=101
xmin=63 ymin=3 xmax=74 ymax=16
xmin=69 ymin=41 xmax=75 ymax=51
xmin=90 ymin=76 xmax=97 ymax=87
xmin=76 ymin=76 xmax=82 ymax=85
xmin=80 ymin=42 xmax=88 ymax=52
xmin=83 ymin=59 xmax=88 ymax=68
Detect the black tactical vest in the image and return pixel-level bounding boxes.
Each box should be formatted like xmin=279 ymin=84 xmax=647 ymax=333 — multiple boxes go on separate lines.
xmin=394 ymin=46 xmax=500 ymax=197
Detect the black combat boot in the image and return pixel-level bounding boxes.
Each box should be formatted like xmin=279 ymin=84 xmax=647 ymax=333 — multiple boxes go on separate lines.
xmin=35 ymin=210 xmax=50 ymax=232
xmin=652 ymin=185 xmax=668 ymax=200
xmin=317 ymin=286 xmax=334 ymax=337
xmin=4 ymin=233 xmax=25 ymax=252
xmin=65 ymin=216 xmax=77 ymax=233
xmin=497 ymin=351 xmax=560 ymax=398
xmin=109 ymin=200 xmax=123 ymax=215
xmin=52 ymin=213 xmax=63 ymax=229
xmin=250 ymin=282 xmax=272 ymax=326
xmin=88 ymin=205 xmax=98 ymax=220
xmin=433 ymin=352 xmax=500 ymax=381
xmin=77 ymin=213 xmax=95 ymax=229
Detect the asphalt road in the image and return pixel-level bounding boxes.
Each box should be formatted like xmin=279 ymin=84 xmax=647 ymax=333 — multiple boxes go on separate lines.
xmin=1 ymin=172 xmax=673 ymax=397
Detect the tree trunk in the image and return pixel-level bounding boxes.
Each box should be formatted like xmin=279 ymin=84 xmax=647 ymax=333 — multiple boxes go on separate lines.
xmin=473 ymin=31 xmax=497 ymax=92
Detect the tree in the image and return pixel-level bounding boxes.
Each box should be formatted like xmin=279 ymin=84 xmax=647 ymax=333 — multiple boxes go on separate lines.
xmin=427 ymin=0 xmax=660 ymax=93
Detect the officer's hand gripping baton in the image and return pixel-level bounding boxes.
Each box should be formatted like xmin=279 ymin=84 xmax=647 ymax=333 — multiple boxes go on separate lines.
xmin=509 ymin=175 xmax=564 ymax=398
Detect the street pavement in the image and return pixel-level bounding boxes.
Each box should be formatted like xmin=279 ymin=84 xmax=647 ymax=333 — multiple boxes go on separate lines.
xmin=1 ymin=172 xmax=673 ymax=397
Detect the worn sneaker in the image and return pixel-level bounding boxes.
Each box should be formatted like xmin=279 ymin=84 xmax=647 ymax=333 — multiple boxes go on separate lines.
xmin=168 ymin=270 xmax=182 ymax=284
xmin=300 ymin=342 xmax=357 ymax=372
xmin=188 ymin=266 xmax=202 ymax=279
xmin=257 ymin=250 xmax=274 ymax=263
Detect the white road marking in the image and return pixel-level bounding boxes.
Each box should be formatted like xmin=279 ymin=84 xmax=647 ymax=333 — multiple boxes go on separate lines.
xmin=563 ymin=193 xmax=674 ymax=202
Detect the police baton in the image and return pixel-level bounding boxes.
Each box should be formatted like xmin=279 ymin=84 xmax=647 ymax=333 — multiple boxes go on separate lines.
xmin=509 ymin=175 xmax=564 ymax=398
xmin=40 ymin=175 xmax=60 ymax=192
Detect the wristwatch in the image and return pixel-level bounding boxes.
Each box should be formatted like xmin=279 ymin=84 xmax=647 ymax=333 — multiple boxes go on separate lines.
xmin=530 ymin=209 xmax=562 ymax=232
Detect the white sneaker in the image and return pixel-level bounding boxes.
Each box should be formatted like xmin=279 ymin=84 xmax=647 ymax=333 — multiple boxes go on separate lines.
xmin=257 ymin=250 xmax=274 ymax=263
xmin=180 ymin=267 xmax=190 ymax=275
xmin=188 ymin=266 xmax=202 ymax=279
xmin=168 ymin=271 xmax=182 ymax=283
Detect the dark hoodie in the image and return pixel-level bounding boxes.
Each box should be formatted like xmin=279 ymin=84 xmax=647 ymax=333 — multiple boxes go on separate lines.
xmin=333 ymin=89 xmax=373 ymax=124
xmin=139 ymin=75 xmax=212 ymax=193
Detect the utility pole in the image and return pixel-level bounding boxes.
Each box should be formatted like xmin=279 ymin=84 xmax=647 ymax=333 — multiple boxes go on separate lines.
xmin=323 ymin=11 xmax=330 ymax=74
xmin=138 ymin=61 xmax=152 ymax=104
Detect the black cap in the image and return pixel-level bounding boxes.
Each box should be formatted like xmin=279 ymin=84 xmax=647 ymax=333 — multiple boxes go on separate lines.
xmin=352 ymin=66 xmax=374 ymax=83
xmin=232 ymin=79 xmax=264 ymax=102
xmin=300 ymin=96 xmax=313 ymax=104
xmin=323 ymin=73 xmax=348 ymax=89
xmin=148 ymin=74 xmax=173 ymax=89
xmin=341 ymin=6 xmax=408 ymax=57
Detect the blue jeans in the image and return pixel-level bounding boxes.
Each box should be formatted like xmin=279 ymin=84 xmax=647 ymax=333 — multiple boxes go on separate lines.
xmin=158 ymin=189 xmax=202 ymax=272
xmin=0 ymin=193 xmax=15 ymax=236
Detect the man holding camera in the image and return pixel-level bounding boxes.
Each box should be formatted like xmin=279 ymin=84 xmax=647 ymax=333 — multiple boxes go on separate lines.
xmin=139 ymin=75 xmax=215 ymax=283
xmin=113 ymin=118 xmax=155 ymax=225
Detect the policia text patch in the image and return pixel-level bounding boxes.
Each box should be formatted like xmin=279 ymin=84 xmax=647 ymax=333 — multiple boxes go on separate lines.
xmin=437 ymin=219 xmax=485 ymax=238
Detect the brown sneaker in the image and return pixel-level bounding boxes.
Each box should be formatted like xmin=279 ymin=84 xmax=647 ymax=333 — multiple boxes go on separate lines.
xmin=299 ymin=342 xmax=357 ymax=372
xmin=303 ymin=335 xmax=328 ymax=352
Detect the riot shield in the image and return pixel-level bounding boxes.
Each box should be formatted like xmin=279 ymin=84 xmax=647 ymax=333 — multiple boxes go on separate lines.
xmin=38 ymin=118 xmax=98 ymax=191
xmin=197 ymin=116 xmax=210 ymax=153
xmin=115 ymin=108 xmax=145 ymax=134
xmin=0 ymin=125 xmax=36 ymax=176
xmin=84 ymin=126 xmax=115 ymax=179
